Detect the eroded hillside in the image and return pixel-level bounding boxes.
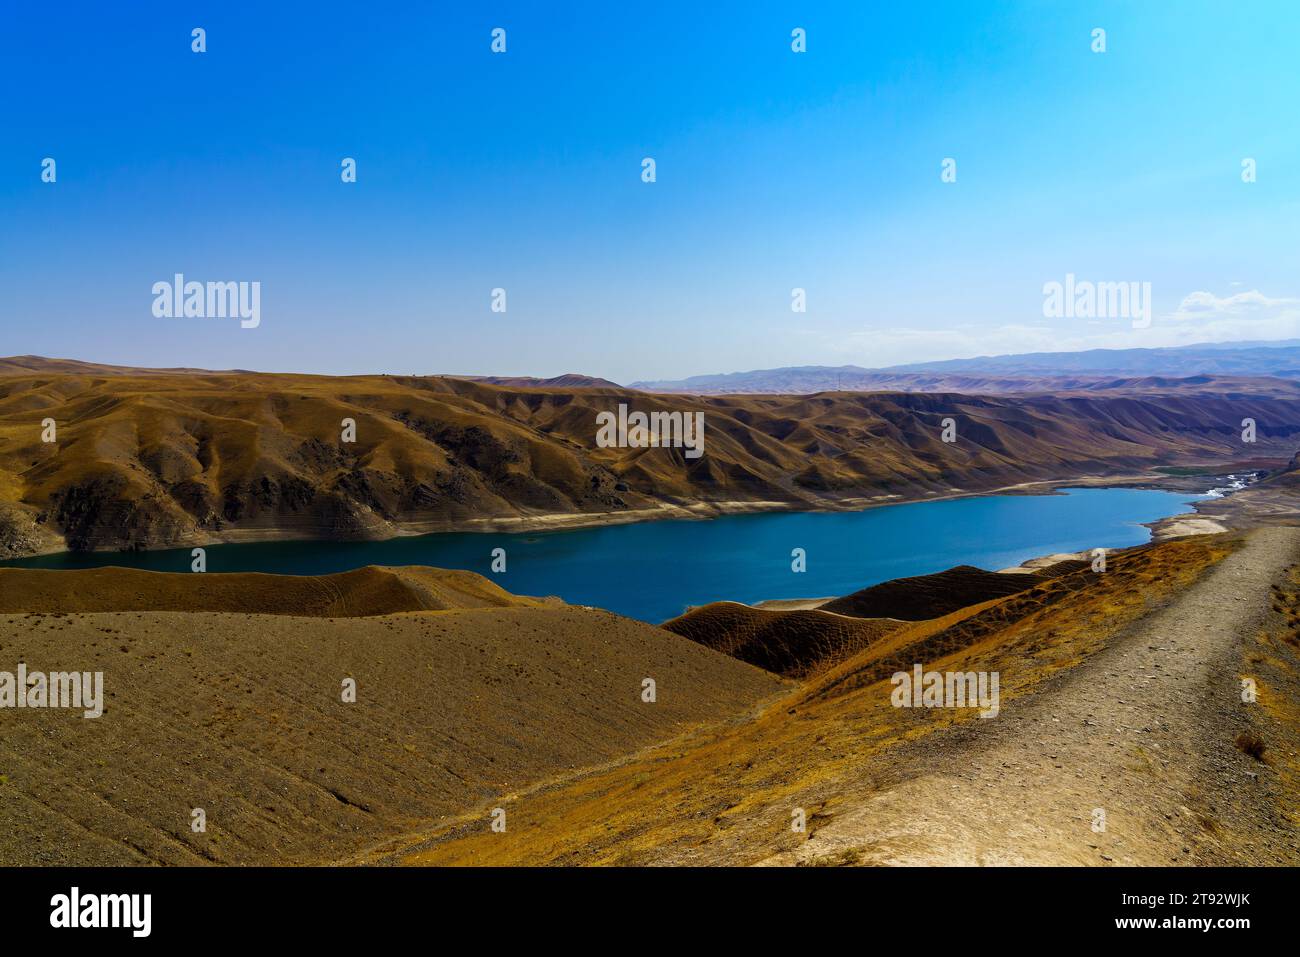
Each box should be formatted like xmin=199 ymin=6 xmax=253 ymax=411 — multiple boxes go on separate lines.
xmin=369 ymin=532 xmax=1300 ymax=866
xmin=0 ymin=567 xmax=787 ymax=865
xmin=2 ymin=360 xmax=1299 ymax=556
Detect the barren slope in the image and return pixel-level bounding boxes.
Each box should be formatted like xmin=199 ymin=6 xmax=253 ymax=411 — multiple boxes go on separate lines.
xmin=0 ymin=565 xmax=545 ymax=617
xmin=662 ymin=601 xmax=902 ymax=678
xmin=0 ymin=569 xmax=787 ymax=866
xmin=3 ymin=360 xmax=1300 ymax=557
xmin=663 ymin=562 xmax=1080 ymax=679
xmin=373 ymin=532 xmax=1300 ymax=866
xmin=820 ymin=564 xmax=1060 ymax=620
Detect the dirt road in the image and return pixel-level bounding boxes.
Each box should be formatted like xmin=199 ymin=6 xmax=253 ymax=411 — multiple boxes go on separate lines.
xmin=762 ymin=527 xmax=1300 ymax=866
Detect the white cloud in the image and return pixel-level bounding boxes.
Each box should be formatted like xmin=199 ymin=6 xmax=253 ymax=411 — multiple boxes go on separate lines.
xmin=833 ymin=288 xmax=1300 ymax=366
xmin=1171 ymin=289 xmax=1298 ymax=317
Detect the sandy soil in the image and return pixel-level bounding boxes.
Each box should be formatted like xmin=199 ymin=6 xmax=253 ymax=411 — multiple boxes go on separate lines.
xmin=1152 ymin=516 xmax=1231 ymax=539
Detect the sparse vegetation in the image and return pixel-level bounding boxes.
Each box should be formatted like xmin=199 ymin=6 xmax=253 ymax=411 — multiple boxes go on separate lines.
xmin=800 ymin=847 xmax=864 ymax=867
xmin=1235 ymin=731 xmax=1267 ymax=761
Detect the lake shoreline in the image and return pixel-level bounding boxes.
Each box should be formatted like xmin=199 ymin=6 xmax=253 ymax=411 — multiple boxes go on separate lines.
xmin=745 ymin=474 xmax=1271 ymax=612
xmin=4 ymin=485 xmax=1219 ymax=623
xmin=3 ymin=468 xmax=1235 ymax=562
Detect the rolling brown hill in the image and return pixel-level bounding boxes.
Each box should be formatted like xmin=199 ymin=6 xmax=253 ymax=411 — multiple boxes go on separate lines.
xmin=661 ymin=601 xmax=902 ymax=678
xmin=3 ymin=356 xmax=1300 ymax=557
xmin=662 ymin=563 xmax=1074 ymax=678
xmin=0 ymin=565 xmax=546 ymax=617
xmin=820 ymin=564 xmax=1067 ymax=620
xmin=0 ymin=566 xmax=788 ymax=866
xmin=7 ymin=536 xmax=1299 ymax=867
xmin=799 ymin=549 xmax=1165 ymax=706
xmin=662 ymin=561 xmax=1094 ymax=678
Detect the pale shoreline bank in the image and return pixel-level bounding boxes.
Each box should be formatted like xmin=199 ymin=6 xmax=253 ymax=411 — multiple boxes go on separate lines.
xmin=2 ymin=468 xmax=1246 ymax=562
xmin=748 ymin=474 xmax=1260 ymax=610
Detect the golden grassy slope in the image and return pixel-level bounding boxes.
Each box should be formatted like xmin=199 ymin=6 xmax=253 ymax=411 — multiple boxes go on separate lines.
xmin=1245 ymin=568 xmax=1300 ymax=828
xmin=3 ymin=360 xmax=1300 ymax=556
xmin=819 ymin=564 xmax=1063 ymax=620
xmin=797 ymin=545 xmax=1199 ymax=706
xmin=660 ymin=562 xmax=1088 ymax=680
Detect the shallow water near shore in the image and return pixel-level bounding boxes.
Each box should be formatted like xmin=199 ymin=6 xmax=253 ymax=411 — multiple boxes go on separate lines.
xmin=1 ymin=487 xmax=1208 ymax=622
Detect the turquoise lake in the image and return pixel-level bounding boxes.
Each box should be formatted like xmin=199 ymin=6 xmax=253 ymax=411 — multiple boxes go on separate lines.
xmin=1 ymin=487 xmax=1207 ymax=622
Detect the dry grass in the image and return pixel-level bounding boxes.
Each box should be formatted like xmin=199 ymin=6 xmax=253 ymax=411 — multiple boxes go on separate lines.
xmin=820 ymin=564 xmax=1064 ymax=620
xmin=1245 ymin=568 xmax=1300 ymax=825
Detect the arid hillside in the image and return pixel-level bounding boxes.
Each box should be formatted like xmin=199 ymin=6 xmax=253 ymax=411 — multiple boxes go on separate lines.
xmin=0 ymin=566 xmax=787 ymax=865
xmin=0 ymin=565 xmax=546 ymax=617
xmin=5 ymin=535 xmax=1299 ymax=867
xmin=819 ymin=564 xmax=1062 ymax=619
xmin=3 ymin=358 xmax=1300 ymax=557
xmin=662 ymin=601 xmax=902 ymax=678
xmin=662 ymin=563 xmax=1076 ymax=678
xmin=373 ymin=531 xmax=1300 ymax=866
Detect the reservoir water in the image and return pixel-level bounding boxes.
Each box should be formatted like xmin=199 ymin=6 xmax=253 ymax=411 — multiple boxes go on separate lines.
xmin=1 ymin=487 xmax=1207 ymax=622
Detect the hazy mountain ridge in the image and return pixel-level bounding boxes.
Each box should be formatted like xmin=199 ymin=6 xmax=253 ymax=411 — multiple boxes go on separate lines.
xmin=890 ymin=341 xmax=1300 ymax=376
xmin=453 ymin=373 xmax=624 ymax=389
xmin=631 ymin=341 xmax=1300 ymax=395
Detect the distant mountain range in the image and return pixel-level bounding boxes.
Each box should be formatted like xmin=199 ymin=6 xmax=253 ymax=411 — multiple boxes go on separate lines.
xmin=17 ymin=340 xmax=1300 ymax=397
xmin=0 ymin=355 xmax=247 ymax=377
xmin=453 ymin=373 xmax=623 ymax=389
xmin=630 ymin=340 xmax=1300 ymax=394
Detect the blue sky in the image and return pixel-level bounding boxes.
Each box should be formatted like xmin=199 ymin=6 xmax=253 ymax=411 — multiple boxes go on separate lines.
xmin=2 ymin=1 xmax=1298 ymax=382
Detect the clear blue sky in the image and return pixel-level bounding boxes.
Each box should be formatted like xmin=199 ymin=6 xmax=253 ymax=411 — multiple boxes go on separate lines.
xmin=2 ymin=1 xmax=1298 ymax=382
